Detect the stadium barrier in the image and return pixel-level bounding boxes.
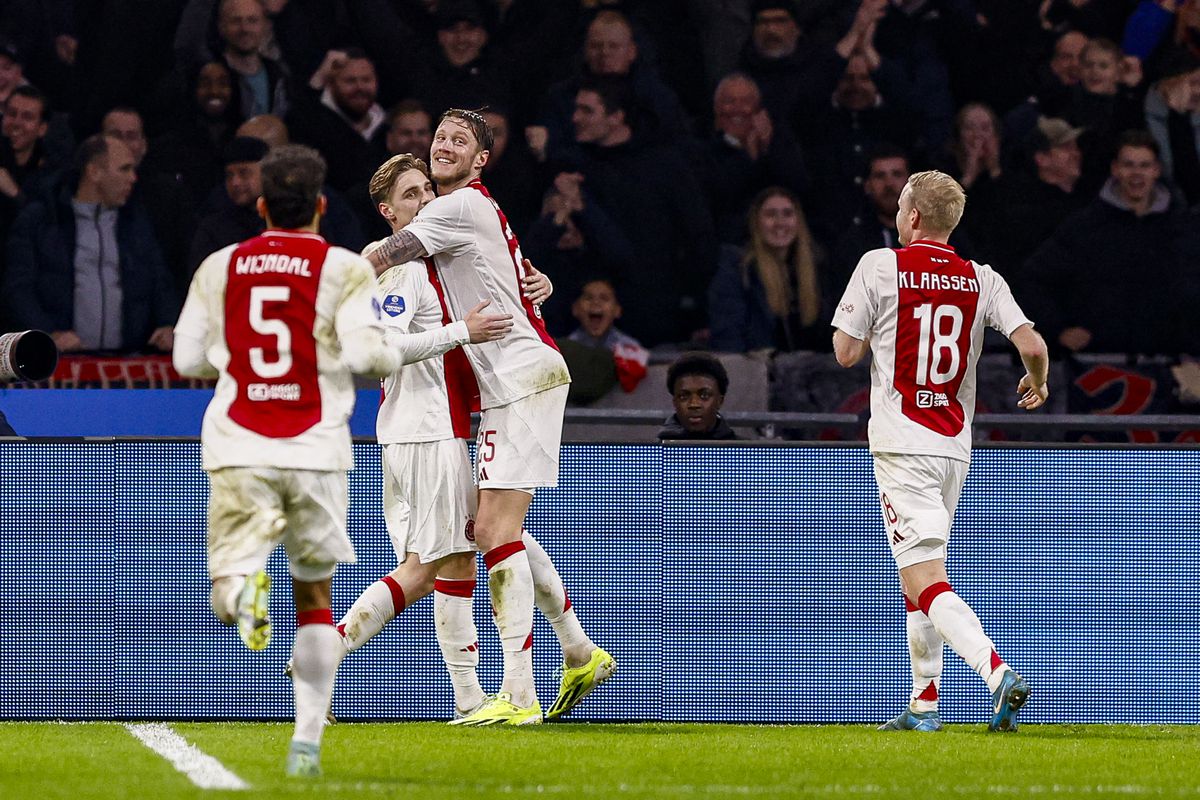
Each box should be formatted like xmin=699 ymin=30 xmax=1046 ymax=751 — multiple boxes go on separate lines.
xmin=3 ymin=439 xmax=1197 ymax=723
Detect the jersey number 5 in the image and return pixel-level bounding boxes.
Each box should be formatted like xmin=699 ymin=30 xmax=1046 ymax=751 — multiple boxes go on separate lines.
xmin=248 ymin=286 xmax=292 ymax=378
xmin=912 ymin=303 xmax=963 ymax=385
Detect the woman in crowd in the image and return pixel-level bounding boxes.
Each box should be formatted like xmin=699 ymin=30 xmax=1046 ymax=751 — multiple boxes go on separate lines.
xmin=708 ymin=186 xmax=827 ymax=353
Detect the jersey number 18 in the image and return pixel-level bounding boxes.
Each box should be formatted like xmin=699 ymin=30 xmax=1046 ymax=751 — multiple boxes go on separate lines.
xmin=912 ymin=303 xmax=964 ymax=385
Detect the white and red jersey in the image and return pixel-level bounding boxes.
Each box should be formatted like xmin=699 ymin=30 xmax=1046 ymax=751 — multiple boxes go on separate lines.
xmin=175 ymin=230 xmax=388 ymax=471
xmin=405 ymin=179 xmax=570 ymax=409
xmin=372 ymin=253 xmax=479 ymax=444
xmin=832 ymin=240 xmax=1032 ymax=463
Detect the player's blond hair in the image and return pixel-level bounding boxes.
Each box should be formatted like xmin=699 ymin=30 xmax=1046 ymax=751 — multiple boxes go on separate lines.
xmin=368 ymin=153 xmax=430 ymax=207
xmin=905 ymin=170 xmax=966 ymax=235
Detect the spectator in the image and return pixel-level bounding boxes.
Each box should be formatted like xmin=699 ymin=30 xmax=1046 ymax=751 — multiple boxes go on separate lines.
xmin=144 ymin=60 xmax=240 ymax=207
xmin=701 ymin=72 xmax=807 ymax=244
xmin=409 ymin=0 xmax=514 ymax=122
xmin=977 ymin=117 xmax=1090 ymax=272
xmin=103 ymin=106 xmax=198 ymax=301
xmin=0 ymin=84 xmax=59 ymax=330
xmin=709 ymin=187 xmax=826 ymax=353
xmin=562 ymin=77 xmax=717 ymax=346
xmin=287 ymin=48 xmax=387 ymax=192
xmin=0 ymin=86 xmax=56 ymax=200
xmin=657 ymin=352 xmax=738 ymax=440
xmin=1023 ymin=130 xmax=1189 ymax=355
xmin=187 ymin=135 xmax=271 ymax=274
xmin=480 ymin=107 xmax=541 ymax=237
xmin=346 ymin=99 xmax=433 ymax=240
xmin=739 ymin=0 xmax=885 ymax=133
xmin=532 ymin=9 xmax=691 ymax=164
xmin=566 ymin=277 xmax=649 ymax=393
xmin=944 ymin=102 xmax=1005 ymax=192
xmin=1004 ymin=29 xmax=1088 ymax=144
xmin=521 ymin=172 xmax=638 ymax=337
xmin=0 ymin=36 xmax=29 ymax=112
xmin=1063 ymin=37 xmax=1148 ymax=192
xmin=217 ymin=0 xmax=291 ymax=120
xmin=1143 ymin=46 xmax=1200 ymax=205
xmin=226 ymin=115 xmax=362 ymax=251
xmin=830 ymin=146 xmax=911 ymax=286
xmin=3 ymin=134 xmax=177 ymax=353
xmin=803 ymin=52 xmax=918 ymax=238
xmin=385 ymin=99 xmax=433 ymax=159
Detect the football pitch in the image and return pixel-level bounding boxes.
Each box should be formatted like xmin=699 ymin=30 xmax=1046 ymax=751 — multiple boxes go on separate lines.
xmin=4 ymin=722 xmax=1200 ymax=799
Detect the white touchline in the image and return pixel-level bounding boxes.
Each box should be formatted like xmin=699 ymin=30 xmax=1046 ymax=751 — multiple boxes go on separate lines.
xmin=123 ymin=723 xmax=250 ymax=791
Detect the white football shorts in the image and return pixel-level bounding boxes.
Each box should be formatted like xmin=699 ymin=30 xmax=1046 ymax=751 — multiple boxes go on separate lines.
xmin=475 ymin=384 xmax=569 ymax=493
xmin=206 ymin=466 xmax=354 ymax=582
xmin=382 ymin=438 xmax=478 ymax=564
xmin=872 ymin=452 xmax=969 ymax=569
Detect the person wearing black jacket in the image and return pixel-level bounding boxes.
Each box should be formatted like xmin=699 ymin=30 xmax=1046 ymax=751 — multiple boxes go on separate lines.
xmin=657 ymin=352 xmax=739 ymax=440
xmin=1022 ymin=131 xmax=1191 ymax=356
xmin=3 ymin=135 xmax=178 ymax=354
xmin=559 ymin=78 xmax=716 ymax=346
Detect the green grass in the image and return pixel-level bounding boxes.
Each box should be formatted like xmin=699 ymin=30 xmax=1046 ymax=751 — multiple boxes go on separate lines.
xmin=3 ymin=722 xmax=1199 ymax=799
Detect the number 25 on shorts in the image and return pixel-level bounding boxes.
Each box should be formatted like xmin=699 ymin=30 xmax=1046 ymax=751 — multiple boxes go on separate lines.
xmin=478 ymin=429 xmax=497 ymax=463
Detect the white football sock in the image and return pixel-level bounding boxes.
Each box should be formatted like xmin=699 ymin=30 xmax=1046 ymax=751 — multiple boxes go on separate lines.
xmin=337 ymin=575 xmax=405 ymax=653
xmin=905 ymin=596 xmax=943 ymax=713
xmin=920 ymin=582 xmax=1009 ymax=694
xmin=434 ymin=578 xmax=485 ymax=714
xmin=484 ymin=541 xmax=536 ymax=707
xmin=522 ymin=531 xmax=595 ymax=667
xmin=291 ymin=615 xmax=341 ymax=745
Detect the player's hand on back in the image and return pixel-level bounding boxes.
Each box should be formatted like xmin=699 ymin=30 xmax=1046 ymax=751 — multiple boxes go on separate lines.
xmin=521 ymin=259 xmax=553 ymax=305
xmin=464 ymin=300 xmax=514 ymax=343
xmin=1016 ymin=373 xmax=1048 ymax=411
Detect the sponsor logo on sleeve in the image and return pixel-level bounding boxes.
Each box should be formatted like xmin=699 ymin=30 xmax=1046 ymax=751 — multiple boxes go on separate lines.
xmin=383 ymin=294 xmax=405 ymax=317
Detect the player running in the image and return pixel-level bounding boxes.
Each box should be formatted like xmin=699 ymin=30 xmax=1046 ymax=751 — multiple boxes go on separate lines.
xmin=173 ymin=145 xmax=401 ymax=776
xmin=365 ymin=110 xmax=615 ymax=725
xmin=832 ymin=170 xmax=1049 ymax=733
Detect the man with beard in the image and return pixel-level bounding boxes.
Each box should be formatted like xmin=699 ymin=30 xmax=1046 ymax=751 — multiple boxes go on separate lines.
xmin=217 ymin=0 xmax=291 ymax=121
xmin=365 ymin=108 xmax=615 ymax=726
xmin=830 ymin=147 xmax=911 ymax=290
xmin=287 ymin=48 xmax=388 ymax=193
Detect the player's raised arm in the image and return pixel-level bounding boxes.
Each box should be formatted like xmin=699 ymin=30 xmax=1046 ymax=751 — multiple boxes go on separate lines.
xmin=1009 ymin=323 xmax=1049 ymax=410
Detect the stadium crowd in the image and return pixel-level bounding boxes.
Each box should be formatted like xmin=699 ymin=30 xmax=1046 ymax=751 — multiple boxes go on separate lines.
xmin=0 ymin=0 xmax=1197 ymax=367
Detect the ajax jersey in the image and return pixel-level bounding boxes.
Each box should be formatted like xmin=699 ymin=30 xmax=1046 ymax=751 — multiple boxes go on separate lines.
xmin=372 ymin=254 xmax=478 ymax=444
xmin=833 ymin=240 xmax=1031 ymax=462
xmin=176 ymin=230 xmax=387 ymax=471
xmin=405 ymin=180 xmax=570 ymax=409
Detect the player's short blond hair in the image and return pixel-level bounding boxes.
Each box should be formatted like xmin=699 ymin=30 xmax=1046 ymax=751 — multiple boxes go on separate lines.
xmin=368 ymin=153 xmax=430 ymax=207
xmin=906 ymin=170 xmax=965 ymax=235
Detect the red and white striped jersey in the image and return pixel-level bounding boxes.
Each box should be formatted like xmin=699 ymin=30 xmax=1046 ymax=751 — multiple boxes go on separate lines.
xmin=175 ymin=230 xmax=388 ymax=471
xmin=832 ymin=240 xmax=1031 ymax=462
xmin=371 ymin=254 xmax=478 ymax=444
xmin=405 ymin=180 xmax=570 ymax=409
